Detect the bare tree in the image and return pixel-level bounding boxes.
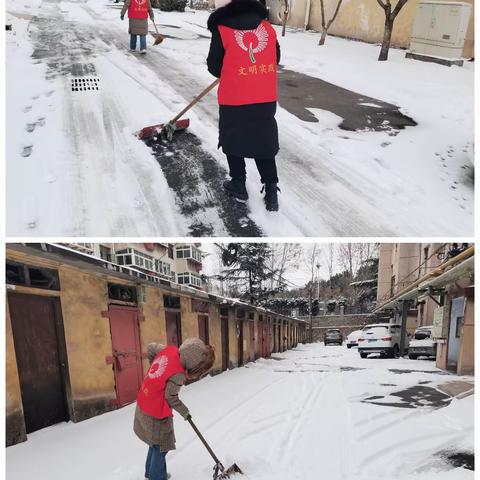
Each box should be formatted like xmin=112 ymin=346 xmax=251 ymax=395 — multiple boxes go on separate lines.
xmin=303 ymin=244 xmax=321 ymax=342
xmin=269 ymin=243 xmax=303 ymax=290
xmin=281 ymin=0 xmax=289 ymax=37
xmin=322 ymin=244 xmax=336 ymax=291
xmin=318 ymin=0 xmax=343 ymax=45
xmin=376 ymin=0 xmax=409 ymax=61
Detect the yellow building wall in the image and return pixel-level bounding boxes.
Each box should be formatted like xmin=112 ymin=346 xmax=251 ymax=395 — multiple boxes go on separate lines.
xmin=180 ymin=295 xmax=201 ymax=341
xmin=139 ymin=285 xmax=167 ymax=372
xmin=229 ymin=312 xmax=238 ymax=368
xmin=58 ymin=266 xmax=118 ymax=419
xmin=209 ymin=304 xmax=224 ymax=374
xmin=5 ymin=296 xmax=27 ymax=445
xmin=270 ymin=0 xmax=474 ymax=58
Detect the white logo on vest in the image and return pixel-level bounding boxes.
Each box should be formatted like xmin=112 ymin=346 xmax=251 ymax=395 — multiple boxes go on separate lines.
xmin=148 ymin=355 xmax=168 ymax=378
xmin=234 ymin=23 xmax=269 ymax=63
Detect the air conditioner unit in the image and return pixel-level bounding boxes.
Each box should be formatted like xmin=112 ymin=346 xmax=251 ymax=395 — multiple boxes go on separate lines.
xmin=406 ymin=1 xmax=471 ymax=66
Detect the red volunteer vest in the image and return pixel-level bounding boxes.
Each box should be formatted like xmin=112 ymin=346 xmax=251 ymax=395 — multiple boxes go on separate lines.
xmin=218 ymin=20 xmax=278 ymax=106
xmin=137 ymin=346 xmax=186 ymax=419
xmin=128 ymin=0 xmax=149 ymax=19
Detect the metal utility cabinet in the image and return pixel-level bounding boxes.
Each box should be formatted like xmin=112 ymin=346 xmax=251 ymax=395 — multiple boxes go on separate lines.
xmin=406 ymin=1 xmax=472 ymax=66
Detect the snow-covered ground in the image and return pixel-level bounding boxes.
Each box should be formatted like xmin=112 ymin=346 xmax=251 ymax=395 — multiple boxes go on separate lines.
xmin=6 ymin=0 xmax=474 ymax=236
xmin=6 ymin=343 xmax=474 ymax=480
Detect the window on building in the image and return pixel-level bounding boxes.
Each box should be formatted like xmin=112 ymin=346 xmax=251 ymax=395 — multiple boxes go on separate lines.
xmin=99 ymin=245 xmax=112 ymax=261
xmin=175 ymin=246 xmax=202 ymax=263
xmin=390 ymin=275 xmax=396 ymax=297
xmin=6 ymin=261 xmax=60 ymax=291
xmin=108 ymin=283 xmax=137 ymax=303
xmin=115 ymin=248 xmax=155 ymax=273
xmin=177 ymin=272 xmax=201 ymax=287
xmin=168 ymin=244 xmax=174 ymax=259
xmin=176 ymin=246 xmax=191 ymax=259
xmin=164 ymin=295 xmax=180 ymax=309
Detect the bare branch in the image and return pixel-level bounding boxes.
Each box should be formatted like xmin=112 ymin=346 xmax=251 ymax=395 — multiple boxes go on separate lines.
xmin=392 ymin=0 xmax=409 ymax=20
xmin=326 ymin=0 xmax=343 ymax=29
xmin=376 ymin=0 xmax=388 ymax=11
xmin=320 ymin=0 xmax=326 ymax=30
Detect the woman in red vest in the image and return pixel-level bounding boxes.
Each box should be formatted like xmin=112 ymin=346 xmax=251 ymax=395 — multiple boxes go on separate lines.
xmin=120 ymin=0 xmax=155 ymax=54
xmin=207 ymin=0 xmax=281 ymax=211
xmin=134 ymin=339 xmax=215 ymax=480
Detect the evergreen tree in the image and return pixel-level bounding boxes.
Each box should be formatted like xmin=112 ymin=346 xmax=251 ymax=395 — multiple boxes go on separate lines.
xmin=219 ymin=243 xmax=281 ymax=304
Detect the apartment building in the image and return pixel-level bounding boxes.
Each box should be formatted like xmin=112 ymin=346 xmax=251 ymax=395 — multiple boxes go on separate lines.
xmin=63 ymin=242 xmax=204 ymax=289
xmin=375 ymin=243 xmax=474 ymax=375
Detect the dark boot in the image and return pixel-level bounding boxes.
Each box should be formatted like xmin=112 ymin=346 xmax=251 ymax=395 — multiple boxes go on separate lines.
xmin=262 ymin=183 xmax=280 ymax=211
xmin=223 ymin=179 xmax=248 ymax=202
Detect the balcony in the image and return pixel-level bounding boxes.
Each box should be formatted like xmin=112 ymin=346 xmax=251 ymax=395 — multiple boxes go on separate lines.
xmin=175 ymin=246 xmax=202 ymax=264
xmin=177 ymin=272 xmax=202 ymax=288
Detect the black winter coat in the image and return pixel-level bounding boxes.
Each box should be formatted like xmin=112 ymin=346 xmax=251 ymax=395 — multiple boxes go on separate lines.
xmin=207 ymin=0 xmax=281 ymax=159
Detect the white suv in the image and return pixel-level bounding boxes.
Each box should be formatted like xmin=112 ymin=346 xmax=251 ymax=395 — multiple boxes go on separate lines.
xmin=357 ymin=323 xmax=409 ymax=358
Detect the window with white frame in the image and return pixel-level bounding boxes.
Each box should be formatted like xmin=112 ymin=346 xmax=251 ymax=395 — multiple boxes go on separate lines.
xmin=177 ymin=272 xmax=202 ymax=287
xmin=175 ymin=245 xmax=202 ymax=263
xmin=116 ymin=248 xmax=155 ymax=273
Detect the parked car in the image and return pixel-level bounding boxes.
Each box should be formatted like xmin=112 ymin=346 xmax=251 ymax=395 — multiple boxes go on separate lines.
xmin=357 ymin=323 xmax=409 ymax=358
xmin=346 ymin=330 xmax=363 ymax=349
xmin=408 ymin=326 xmax=437 ymax=359
xmin=324 ymin=328 xmax=343 ymax=345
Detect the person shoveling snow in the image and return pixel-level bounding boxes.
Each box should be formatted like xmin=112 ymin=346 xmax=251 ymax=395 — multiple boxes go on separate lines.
xmin=134 ymin=339 xmax=242 ymax=480
xmin=207 ymin=0 xmax=282 ymax=212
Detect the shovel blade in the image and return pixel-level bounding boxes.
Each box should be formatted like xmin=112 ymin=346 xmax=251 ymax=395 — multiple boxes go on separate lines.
xmin=215 ymin=464 xmax=243 ymax=480
xmin=137 ymin=118 xmax=190 ymax=141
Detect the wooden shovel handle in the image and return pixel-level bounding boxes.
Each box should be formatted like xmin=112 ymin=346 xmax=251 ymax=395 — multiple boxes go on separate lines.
xmin=170 ymin=78 xmax=220 ymax=124
xmin=188 ymin=418 xmax=225 ymax=470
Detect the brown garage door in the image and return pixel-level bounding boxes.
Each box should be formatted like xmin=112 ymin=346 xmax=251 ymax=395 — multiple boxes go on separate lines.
xmin=8 ymin=293 xmax=69 ymax=433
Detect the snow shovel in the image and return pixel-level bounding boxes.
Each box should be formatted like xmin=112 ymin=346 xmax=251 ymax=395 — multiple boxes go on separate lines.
xmin=152 ymin=21 xmax=165 ymax=45
xmin=188 ymin=417 xmax=243 ymax=480
xmin=137 ymin=78 xmax=220 ymax=141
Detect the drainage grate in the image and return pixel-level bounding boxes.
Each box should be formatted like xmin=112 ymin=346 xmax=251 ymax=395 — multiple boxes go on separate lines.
xmin=71 ymin=77 xmax=100 ymax=92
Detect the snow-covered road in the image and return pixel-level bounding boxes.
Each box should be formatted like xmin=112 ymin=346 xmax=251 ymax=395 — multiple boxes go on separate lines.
xmin=6 ymin=343 xmax=474 ymax=480
xmin=6 ymin=0 xmax=474 ymax=236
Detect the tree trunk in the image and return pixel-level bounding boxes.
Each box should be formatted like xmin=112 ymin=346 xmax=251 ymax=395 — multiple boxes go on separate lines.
xmin=318 ymin=27 xmax=328 ymax=45
xmin=378 ymin=16 xmax=394 ymax=61
xmin=281 ymin=1 xmax=288 ymax=37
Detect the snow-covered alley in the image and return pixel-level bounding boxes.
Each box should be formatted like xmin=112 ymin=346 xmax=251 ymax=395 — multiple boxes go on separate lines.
xmin=6 ymin=0 xmax=474 ymax=236
xmin=6 ymin=343 xmax=474 ymax=480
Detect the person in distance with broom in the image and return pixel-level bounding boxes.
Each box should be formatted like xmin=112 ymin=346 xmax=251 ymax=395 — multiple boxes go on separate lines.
xmin=120 ymin=0 xmax=155 ymax=54
xmin=134 ymin=339 xmax=215 ymax=480
xmin=207 ymin=0 xmax=282 ymax=212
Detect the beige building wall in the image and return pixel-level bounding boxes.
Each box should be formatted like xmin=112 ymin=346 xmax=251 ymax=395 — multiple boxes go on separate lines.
xmin=5 ymin=297 xmax=27 ymax=446
xmin=209 ymin=304 xmax=224 ymax=374
xmin=139 ymin=285 xmax=168 ymax=372
xmin=58 ymin=266 xmax=118 ymax=420
xmin=268 ymin=0 xmax=474 ymax=58
xmin=228 ymin=310 xmax=239 ymax=368
xmin=377 ymin=243 xmax=394 ymax=303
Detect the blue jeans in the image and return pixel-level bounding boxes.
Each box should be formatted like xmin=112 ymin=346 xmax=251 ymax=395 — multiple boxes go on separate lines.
xmin=145 ymin=445 xmax=167 ymax=480
xmin=130 ymin=34 xmax=146 ymax=50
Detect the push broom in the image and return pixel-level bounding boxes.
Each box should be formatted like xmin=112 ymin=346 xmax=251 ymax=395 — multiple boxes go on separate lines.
xmin=137 ymin=78 xmax=220 ymax=141
xmin=188 ymin=417 xmax=244 ymax=480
